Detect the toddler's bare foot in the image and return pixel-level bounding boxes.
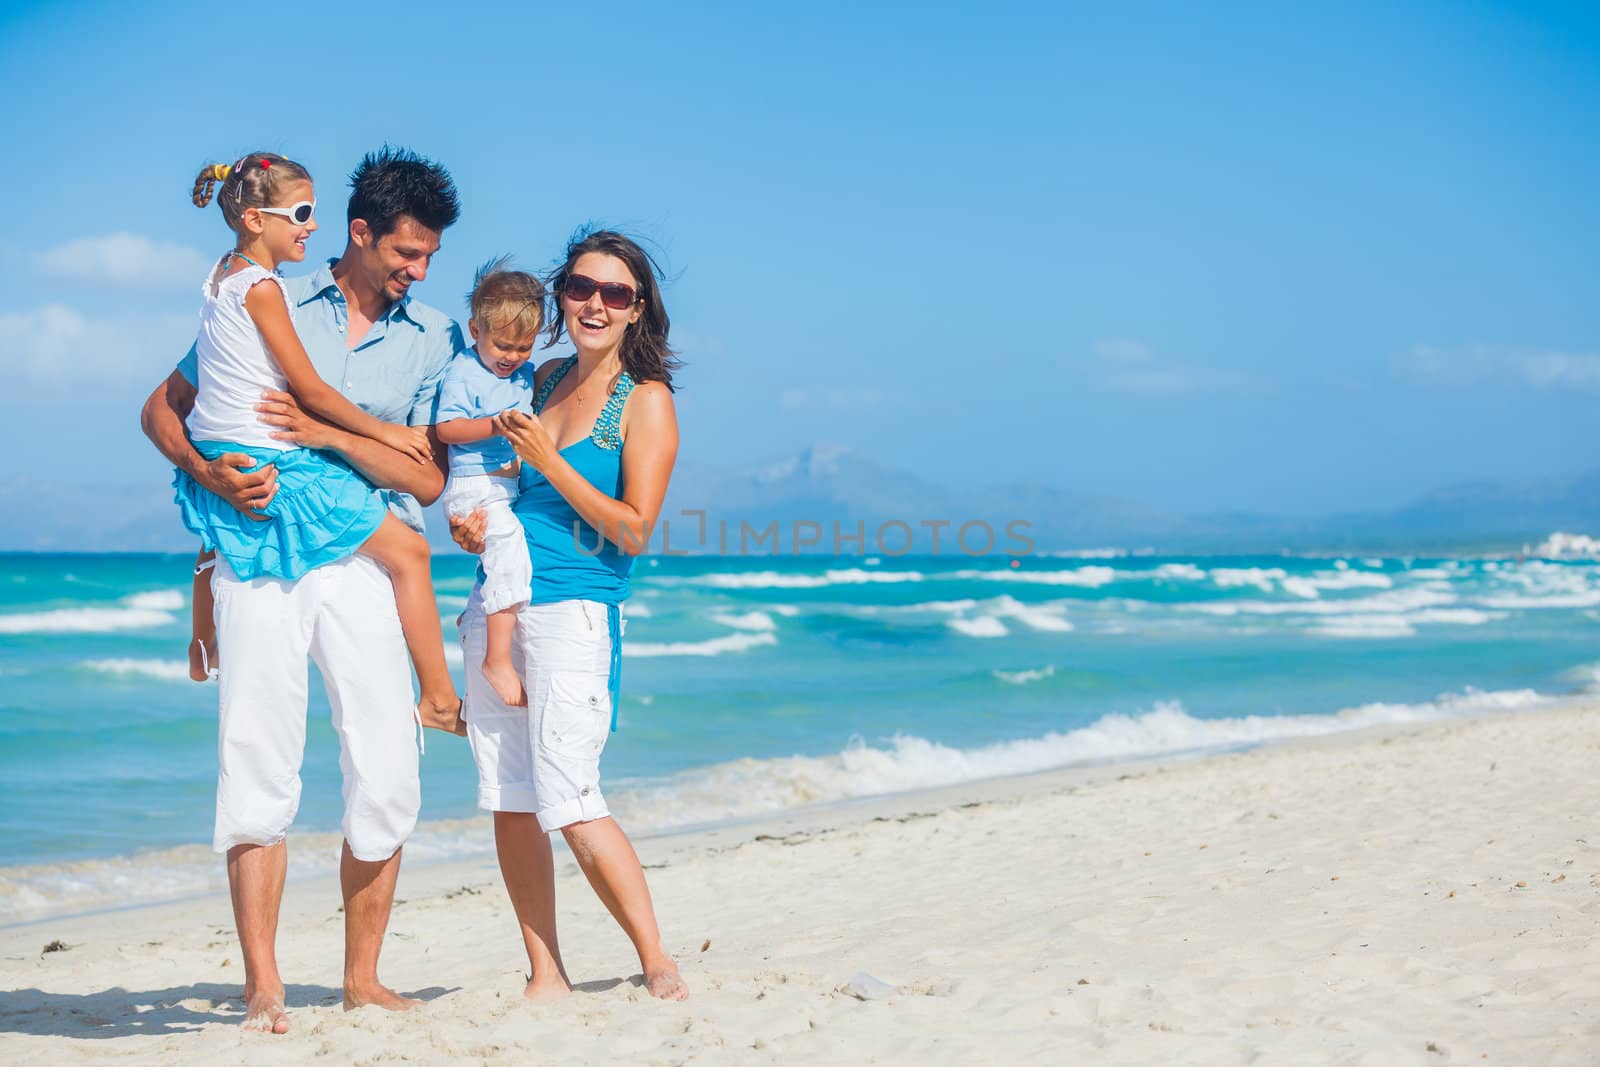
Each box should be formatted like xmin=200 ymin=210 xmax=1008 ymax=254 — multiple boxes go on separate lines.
xmin=483 ymin=658 xmax=527 ymax=708
xmin=418 ymin=694 xmax=466 ymax=736
xmin=189 ymin=636 xmax=218 ymax=682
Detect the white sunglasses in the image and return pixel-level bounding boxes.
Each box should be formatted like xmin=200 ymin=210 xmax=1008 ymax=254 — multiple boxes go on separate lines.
xmin=254 ymin=200 xmax=316 ymax=225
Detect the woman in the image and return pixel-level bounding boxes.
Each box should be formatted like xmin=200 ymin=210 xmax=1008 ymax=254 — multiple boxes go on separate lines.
xmin=452 ymin=230 xmax=686 ymax=1000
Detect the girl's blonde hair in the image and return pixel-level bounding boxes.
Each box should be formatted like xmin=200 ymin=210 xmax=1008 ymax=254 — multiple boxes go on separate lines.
xmin=191 ymin=151 xmax=313 ymax=233
xmin=468 ymin=256 xmax=546 ymax=338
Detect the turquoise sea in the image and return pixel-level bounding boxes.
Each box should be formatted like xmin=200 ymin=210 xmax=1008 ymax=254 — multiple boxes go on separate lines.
xmin=2 ymin=548 xmax=1597 ymax=923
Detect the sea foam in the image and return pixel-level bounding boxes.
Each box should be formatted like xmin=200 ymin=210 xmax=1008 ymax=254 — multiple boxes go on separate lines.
xmin=709 ymin=611 xmax=779 ymax=632
xmin=948 ymin=566 xmax=1117 ymax=588
xmin=602 ymin=686 xmax=1554 ymax=834
xmin=1188 ymin=586 xmax=1457 ymax=618
xmin=1528 ymin=531 xmax=1600 ymax=559
xmin=0 ymin=605 xmax=178 ymax=634
xmin=123 ymin=590 xmax=186 ymax=611
xmin=627 ymin=632 xmax=778 ymax=657
xmin=993 ymin=665 xmax=1057 ymax=685
xmin=0 ymin=684 xmax=1557 ymax=924
xmin=947 ymin=616 xmax=1008 ymax=638
xmin=1308 ymin=608 xmax=1505 ymax=639
xmin=82 ymin=658 xmax=192 ymax=682
xmin=944 ymin=596 xmax=1072 ymax=637
xmin=686 ymin=569 xmax=926 ymax=589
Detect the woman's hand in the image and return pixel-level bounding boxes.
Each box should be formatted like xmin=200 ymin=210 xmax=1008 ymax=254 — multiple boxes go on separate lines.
xmin=378 ymin=422 xmax=433 ymax=465
xmin=495 ymin=409 xmax=559 ymax=474
xmin=449 ymin=508 xmax=488 ymax=554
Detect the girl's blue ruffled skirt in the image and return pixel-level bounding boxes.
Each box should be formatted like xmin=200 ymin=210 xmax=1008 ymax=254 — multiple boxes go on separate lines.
xmin=173 ymin=441 xmax=387 ymax=581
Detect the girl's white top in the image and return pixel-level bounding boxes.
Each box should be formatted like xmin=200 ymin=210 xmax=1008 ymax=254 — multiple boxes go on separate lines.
xmin=185 ymin=259 xmax=292 ymax=450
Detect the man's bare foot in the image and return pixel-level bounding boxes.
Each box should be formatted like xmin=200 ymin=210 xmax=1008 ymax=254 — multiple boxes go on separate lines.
xmin=483 ymin=658 xmax=527 ymax=708
xmin=343 ymin=982 xmax=422 ymax=1012
xmin=523 ymin=970 xmax=571 ymax=1001
xmin=418 ymin=695 xmax=466 ymax=736
xmin=643 ymin=959 xmax=689 ymax=1001
xmin=241 ymin=987 xmax=290 ymax=1033
xmin=189 ymin=636 xmax=218 ymax=682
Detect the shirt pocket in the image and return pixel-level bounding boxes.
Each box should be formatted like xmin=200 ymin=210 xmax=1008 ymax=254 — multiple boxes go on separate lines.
xmin=539 ymin=670 xmax=611 ymax=758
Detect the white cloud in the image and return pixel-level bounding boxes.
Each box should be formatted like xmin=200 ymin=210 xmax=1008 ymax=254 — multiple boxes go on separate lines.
xmin=1090 ymin=336 xmax=1249 ymax=394
xmin=1399 ymin=345 xmax=1600 ymax=390
xmin=1513 ymin=350 xmax=1600 ymax=388
xmin=1092 ymin=337 xmax=1155 ymax=364
xmin=37 ymin=233 xmax=212 ymax=290
xmin=0 ymin=303 xmax=193 ymax=387
xmin=1106 ymin=367 xmax=1193 ymax=393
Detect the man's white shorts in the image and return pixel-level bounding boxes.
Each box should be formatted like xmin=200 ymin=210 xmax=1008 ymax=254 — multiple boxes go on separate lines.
xmin=461 ymin=590 xmax=615 ymax=831
xmin=443 ymin=472 xmax=530 ymax=615
xmin=211 ymin=555 xmax=421 ymax=860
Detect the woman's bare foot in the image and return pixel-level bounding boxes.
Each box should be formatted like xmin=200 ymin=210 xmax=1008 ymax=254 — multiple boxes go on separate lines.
xmin=241 ymin=986 xmax=290 ymax=1033
xmin=418 ymin=694 xmax=466 ymax=736
xmin=523 ymin=970 xmax=572 ymax=1001
xmin=343 ymin=982 xmax=422 ymax=1012
xmin=189 ymin=636 xmax=218 ymax=682
xmin=643 ymin=958 xmax=689 ymax=1001
xmin=483 ymin=657 xmax=527 ymax=707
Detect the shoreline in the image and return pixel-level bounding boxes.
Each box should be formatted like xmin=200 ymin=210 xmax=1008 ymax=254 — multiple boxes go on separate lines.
xmin=4 ymin=699 xmax=1597 ymax=1062
xmin=2 ymin=690 xmax=1575 ymax=931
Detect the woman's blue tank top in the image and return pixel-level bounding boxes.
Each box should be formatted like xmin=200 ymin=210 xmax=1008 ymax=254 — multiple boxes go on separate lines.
xmin=515 ymin=357 xmax=635 ymax=606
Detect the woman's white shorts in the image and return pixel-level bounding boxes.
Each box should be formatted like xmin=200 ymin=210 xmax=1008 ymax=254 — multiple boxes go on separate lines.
xmin=460 ymin=590 xmax=616 ymax=831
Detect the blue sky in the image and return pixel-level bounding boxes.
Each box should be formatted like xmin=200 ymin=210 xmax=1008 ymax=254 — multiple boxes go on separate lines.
xmin=1 ymin=0 xmax=1596 ymax=524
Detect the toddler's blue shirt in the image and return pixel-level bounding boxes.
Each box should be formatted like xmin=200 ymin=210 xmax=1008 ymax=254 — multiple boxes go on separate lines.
xmin=435 ymin=349 xmax=535 ymax=476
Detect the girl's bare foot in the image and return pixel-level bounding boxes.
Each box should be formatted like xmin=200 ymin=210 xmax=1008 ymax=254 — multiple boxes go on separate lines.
xmin=241 ymin=986 xmax=290 ymax=1033
xmin=523 ymin=971 xmax=571 ymax=1001
xmin=418 ymin=694 xmax=466 ymax=736
xmin=189 ymin=636 xmax=218 ymax=682
xmin=643 ymin=958 xmax=689 ymax=1001
xmin=483 ymin=657 xmax=527 ymax=707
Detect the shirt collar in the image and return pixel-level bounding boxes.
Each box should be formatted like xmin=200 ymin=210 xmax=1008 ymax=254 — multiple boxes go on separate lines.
xmin=301 ymin=258 xmax=419 ymax=327
xmin=388 ymin=290 xmax=417 ymax=326
xmin=299 ymin=259 xmax=340 ymax=307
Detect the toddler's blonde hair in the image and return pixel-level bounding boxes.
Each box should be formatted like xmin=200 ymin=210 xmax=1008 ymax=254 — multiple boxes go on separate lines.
xmin=468 ymin=257 xmax=545 ymax=338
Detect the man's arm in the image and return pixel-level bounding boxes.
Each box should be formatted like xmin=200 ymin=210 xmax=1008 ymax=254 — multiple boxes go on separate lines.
xmin=141 ymin=369 xmax=279 ymax=514
xmin=256 ymin=390 xmax=448 ymax=505
xmin=246 ymin=283 xmax=433 ymax=466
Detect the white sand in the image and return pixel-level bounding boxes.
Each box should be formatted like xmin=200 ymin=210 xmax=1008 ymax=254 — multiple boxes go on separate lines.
xmin=3 ymin=703 xmax=1598 ymax=1065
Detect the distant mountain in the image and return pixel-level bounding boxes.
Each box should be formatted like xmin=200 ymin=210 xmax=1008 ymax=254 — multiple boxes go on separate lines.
xmin=654 ymin=444 xmax=1178 ymax=556
xmin=0 ymin=474 xmax=187 ymax=554
xmin=1304 ymin=469 xmax=1600 ymax=552
xmin=3 ymin=446 xmax=1598 ymax=555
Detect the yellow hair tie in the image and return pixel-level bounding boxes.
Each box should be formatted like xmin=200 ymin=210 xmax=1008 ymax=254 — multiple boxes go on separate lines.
xmin=210 ymin=163 xmax=232 ymax=182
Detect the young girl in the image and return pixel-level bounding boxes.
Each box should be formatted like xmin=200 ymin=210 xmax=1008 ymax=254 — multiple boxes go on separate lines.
xmin=177 ymin=150 xmax=459 ymax=729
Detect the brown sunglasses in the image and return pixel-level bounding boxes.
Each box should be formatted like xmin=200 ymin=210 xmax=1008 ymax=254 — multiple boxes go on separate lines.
xmin=563 ymin=273 xmax=638 ymax=310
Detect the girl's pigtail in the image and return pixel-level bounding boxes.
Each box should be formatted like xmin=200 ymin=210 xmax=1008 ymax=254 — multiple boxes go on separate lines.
xmin=192 ymin=162 xmax=231 ymax=209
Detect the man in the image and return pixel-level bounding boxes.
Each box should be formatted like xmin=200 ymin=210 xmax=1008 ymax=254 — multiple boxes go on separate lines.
xmin=140 ymin=147 xmax=465 ymax=1034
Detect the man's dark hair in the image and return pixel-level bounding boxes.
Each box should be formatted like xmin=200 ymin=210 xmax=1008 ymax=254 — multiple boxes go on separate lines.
xmin=346 ymin=146 xmax=460 ymax=239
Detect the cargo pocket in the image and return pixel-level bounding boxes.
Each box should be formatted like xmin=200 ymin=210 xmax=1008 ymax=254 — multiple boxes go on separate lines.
xmin=539 ymin=671 xmax=610 ymax=758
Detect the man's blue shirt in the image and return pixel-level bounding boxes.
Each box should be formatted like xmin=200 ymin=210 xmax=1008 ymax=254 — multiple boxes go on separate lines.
xmin=178 ymin=259 xmax=465 ymax=532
